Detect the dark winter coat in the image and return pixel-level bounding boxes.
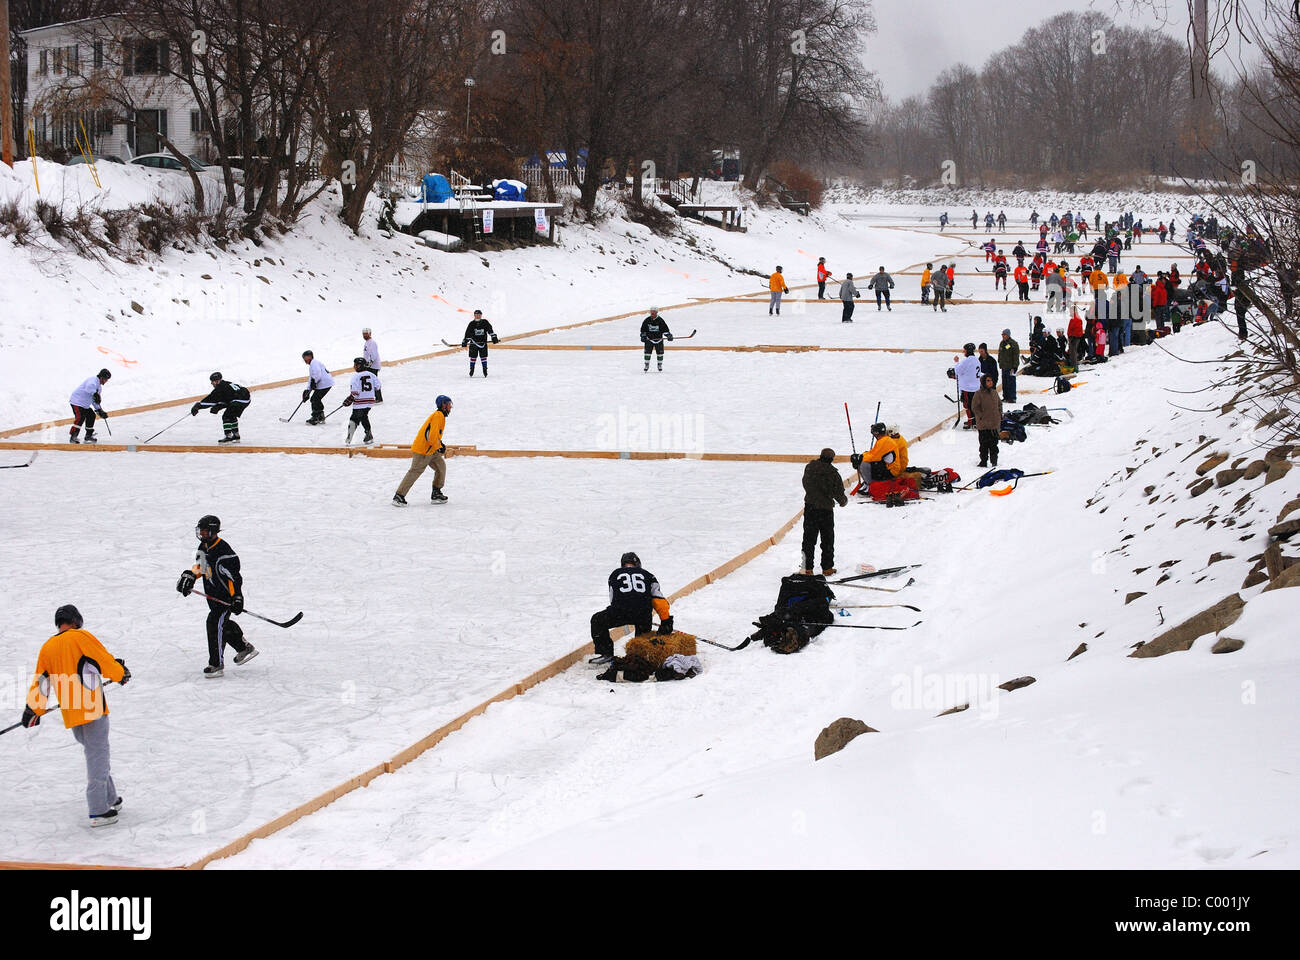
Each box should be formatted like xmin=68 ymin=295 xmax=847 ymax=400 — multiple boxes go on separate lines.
xmin=970 ymin=386 xmax=1003 ymax=431
xmin=997 ymin=337 xmax=1020 ymax=371
xmin=803 ymin=457 xmax=848 ymax=510
xmin=978 ymin=354 xmax=998 ymax=386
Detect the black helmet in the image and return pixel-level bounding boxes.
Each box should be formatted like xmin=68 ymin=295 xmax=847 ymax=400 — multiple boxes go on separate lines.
xmin=54 ymin=604 xmax=84 ymax=629
xmin=620 ymin=551 xmax=641 ymax=567
xmin=963 ymin=342 xmax=976 ymax=355
xmin=870 ymin=422 xmax=887 ymax=436
xmin=353 ymin=357 xmax=367 ymax=369
xmin=98 ymin=368 xmax=112 ymax=379
xmin=209 ymin=371 xmax=222 ymax=382
xmin=196 ymin=515 xmax=221 ymax=541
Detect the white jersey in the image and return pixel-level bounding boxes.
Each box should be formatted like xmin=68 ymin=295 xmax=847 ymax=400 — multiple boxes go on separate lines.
xmin=349 ymin=370 xmax=381 ymax=407
xmin=363 ymin=339 xmax=380 ymax=371
xmin=306 ymin=359 xmax=335 ymax=390
xmin=953 ymin=355 xmax=982 ymax=392
xmin=69 ymin=375 xmax=104 ymax=409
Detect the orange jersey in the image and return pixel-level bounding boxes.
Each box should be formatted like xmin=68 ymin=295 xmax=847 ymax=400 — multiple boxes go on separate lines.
xmin=411 ymin=410 xmax=446 ymax=456
xmin=26 ymin=628 xmax=125 ymax=728
xmin=769 ymin=272 xmax=788 ymax=292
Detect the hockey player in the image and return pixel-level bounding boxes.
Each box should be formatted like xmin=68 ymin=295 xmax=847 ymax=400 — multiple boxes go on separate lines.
xmin=361 ymin=327 xmax=381 ymax=374
xmin=851 ymin=422 xmax=903 ymax=487
xmin=176 ymin=515 xmax=257 ymax=678
xmin=867 ymin=267 xmax=894 ymax=311
xmin=191 ymin=372 xmax=251 ymax=444
xmin=589 ymin=551 xmax=672 ymax=665
xmin=992 ymin=255 xmax=1009 ymax=291
xmin=301 ymin=350 xmax=335 ymax=424
xmin=462 ymin=309 xmax=499 ymax=377
xmin=997 ymin=210 xmax=1007 ymax=230
xmin=768 ymin=266 xmax=789 ymax=315
xmin=68 ymin=369 xmax=111 ymax=444
xmin=393 ymin=395 xmax=451 ymax=505
xmin=342 ymin=358 xmax=380 ymax=445
xmin=952 ymin=343 xmax=982 ymax=428
xmin=816 ymin=257 xmax=833 ymax=299
xmin=640 ymin=307 xmax=674 ymax=371
xmin=21 ymin=604 xmax=130 ymax=827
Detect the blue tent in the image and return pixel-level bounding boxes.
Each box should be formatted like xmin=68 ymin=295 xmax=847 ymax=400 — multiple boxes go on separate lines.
xmin=419 ymin=173 xmax=453 ymax=202
xmin=493 ymin=179 xmax=527 ymax=201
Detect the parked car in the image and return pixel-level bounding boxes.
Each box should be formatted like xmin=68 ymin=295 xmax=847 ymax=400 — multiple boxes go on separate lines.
xmin=129 ymin=152 xmax=209 ymax=173
xmin=67 ymin=154 xmax=124 ymax=165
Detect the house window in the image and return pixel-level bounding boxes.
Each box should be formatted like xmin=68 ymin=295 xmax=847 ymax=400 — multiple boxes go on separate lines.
xmin=123 ymin=38 xmax=167 ymax=76
xmin=66 ymin=45 xmax=79 ymax=76
xmin=35 ymin=115 xmax=47 ymax=143
xmin=94 ymin=41 xmax=104 ymax=70
xmin=38 ymin=49 xmax=48 ymax=76
xmin=190 ymin=110 xmax=211 ymax=133
xmin=53 ymin=48 xmax=63 ymax=74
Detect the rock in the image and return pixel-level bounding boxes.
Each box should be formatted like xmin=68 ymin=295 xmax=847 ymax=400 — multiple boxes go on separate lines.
xmin=257 ymin=275 xmax=271 ymax=285
xmin=1220 ymin=401 xmax=1235 ymax=415
xmin=1196 ymin=453 xmax=1228 ymax=476
xmin=1216 ymin=468 xmax=1246 ymax=488
xmin=1130 ymin=593 xmax=1245 ymax=658
xmin=1067 ymin=643 xmax=1087 ymax=661
xmin=1269 ymin=519 xmax=1300 ymax=542
xmin=1258 ymin=409 xmax=1287 ymax=429
xmin=1207 ymin=553 xmax=1234 ymax=566
xmin=1159 ymin=560 xmax=1180 ymax=568
xmin=1231 ymin=457 xmax=1248 ymax=470
xmin=1278 ymin=498 xmax=1300 ymax=524
xmin=936 ymin=703 xmax=969 ymax=717
xmin=1125 ymin=591 xmax=1146 ymax=604
xmin=814 ymin=718 xmax=878 ymax=760
xmin=998 ymin=676 xmax=1036 ymax=692
xmin=1156 ymin=573 xmax=1171 ymax=585
xmin=1242 ymin=569 xmax=1269 ymax=589
xmin=200 ymin=273 xmax=212 ymax=280
xmin=1212 ymin=636 xmax=1245 ymax=654
xmin=1265 ymin=461 xmax=1293 ymax=485
xmin=130 ymin=300 xmax=144 ymax=314
xmin=1133 ymin=566 xmax=1150 ymax=575
xmin=1190 ymin=478 xmax=1214 ymax=497
xmin=1262 ymin=562 xmax=1300 ymax=594
xmin=1243 ymin=460 xmax=1269 ymax=480
xmin=1265 ymin=445 xmax=1294 ymax=463
xmin=1144 ymin=485 xmax=1156 ymax=496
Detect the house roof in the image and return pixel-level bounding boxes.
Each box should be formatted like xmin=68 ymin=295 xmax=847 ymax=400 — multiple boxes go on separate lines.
xmin=19 ymin=15 xmax=125 ymax=39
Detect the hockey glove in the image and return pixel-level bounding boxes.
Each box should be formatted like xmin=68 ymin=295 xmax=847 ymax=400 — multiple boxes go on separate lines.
xmin=491 ymin=336 xmax=499 ymax=344
xmin=343 ymin=396 xmax=353 ymax=406
xmin=461 ymin=341 xmax=468 ymax=348
xmin=177 ymin=570 xmax=196 ymax=597
xmin=657 ymin=616 xmax=674 ymax=635
xmin=191 ymin=403 xmax=201 ymax=416
xmin=438 ymin=444 xmax=446 ymax=455
xmin=665 ymin=333 xmax=674 ymax=341
xmin=302 ymin=389 xmax=311 ymax=402
xmin=229 ymin=595 xmax=244 ymax=615
xmin=850 ymin=453 xmax=863 ymax=470
xmin=92 ymin=392 xmax=102 ymax=404
xmin=21 ymin=706 xmax=39 ymax=729
xmin=116 ymin=659 xmax=131 ymax=686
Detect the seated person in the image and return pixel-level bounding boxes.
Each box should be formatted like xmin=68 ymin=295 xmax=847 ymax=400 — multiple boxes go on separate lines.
xmin=851 ymin=422 xmax=902 ymax=487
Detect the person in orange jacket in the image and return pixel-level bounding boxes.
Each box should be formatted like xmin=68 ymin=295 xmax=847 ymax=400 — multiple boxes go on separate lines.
xmin=769 ymin=266 xmax=789 ymax=315
xmin=921 ymin=263 xmax=933 ymax=304
xmin=1013 ymin=263 xmax=1030 ymax=301
xmin=21 ymin=605 xmax=130 ymax=827
xmin=851 ymin=422 xmax=903 ymax=487
xmin=816 ymin=257 xmax=834 ymax=299
xmin=393 ymin=395 xmax=452 ymax=505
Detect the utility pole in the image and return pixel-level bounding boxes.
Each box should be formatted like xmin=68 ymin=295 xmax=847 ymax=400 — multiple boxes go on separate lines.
xmin=1190 ymin=0 xmax=1211 ymax=151
xmin=464 ymin=77 xmax=474 ymax=139
xmin=1 ymin=0 xmax=15 ymax=167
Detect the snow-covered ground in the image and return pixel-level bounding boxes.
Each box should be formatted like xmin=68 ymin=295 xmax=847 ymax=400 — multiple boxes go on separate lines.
xmin=1 ymin=165 xmax=1296 ymax=869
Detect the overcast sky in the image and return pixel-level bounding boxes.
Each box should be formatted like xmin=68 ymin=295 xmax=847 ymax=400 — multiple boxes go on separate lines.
xmin=863 ymin=0 xmax=1270 ymax=101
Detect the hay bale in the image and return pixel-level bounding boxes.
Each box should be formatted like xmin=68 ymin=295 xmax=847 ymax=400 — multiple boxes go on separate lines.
xmin=623 ymin=630 xmax=698 ymax=672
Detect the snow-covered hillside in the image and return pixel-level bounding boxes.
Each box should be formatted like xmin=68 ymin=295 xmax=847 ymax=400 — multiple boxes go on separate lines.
xmin=1 ymin=167 xmax=1296 ymax=870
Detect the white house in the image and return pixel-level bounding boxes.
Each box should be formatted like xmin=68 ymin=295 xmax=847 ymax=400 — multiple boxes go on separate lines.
xmin=22 ymin=16 xmax=212 ymax=161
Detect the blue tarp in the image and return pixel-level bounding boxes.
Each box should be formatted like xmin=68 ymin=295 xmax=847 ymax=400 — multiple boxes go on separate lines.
xmin=419 ymin=173 xmax=453 ymax=202
xmin=492 ymin=179 xmax=527 ymax=201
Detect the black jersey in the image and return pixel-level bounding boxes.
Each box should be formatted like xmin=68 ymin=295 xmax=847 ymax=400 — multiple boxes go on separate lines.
xmin=195 ymin=538 xmax=242 ymax=608
xmin=462 ymin=319 xmax=498 ymax=347
xmin=639 ymin=316 xmax=672 ymax=343
xmin=197 ymin=381 xmax=251 ymax=411
xmin=606 ymin=565 xmax=665 ymax=617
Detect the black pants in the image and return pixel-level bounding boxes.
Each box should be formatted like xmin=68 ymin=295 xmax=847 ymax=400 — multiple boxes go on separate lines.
xmin=643 ymin=339 xmax=665 ymax=366
xmin=978 ymin=429 xmax=999 ymax=466
xmin=221 ymin=401 xmax=249 ymax=437
xmin=1002 ymin=369 xmax=1017 ymax=402
xmin=309 ymin=388 xmax=330 ymax=420
xmin=70 ymin=404 xmax=97 ymax=439
xmin=875 ymin=290 xmax=891 ymax=309
xmin=348 ymin=408 xmax=372 ymax=437
xmin=206 ymin=606 xmax=250 ymax=668
xmin=590 ymin=607 xmax=651 ymax=657
xmin=932 ymin=289 xmax=948 ymax=310
xmin=818 ymin=280 xmax=826 ymax=298
xmin=1017 ymin=281 xmax=1030 ymax=301
xmin=1235 ymin=302 xmax=1248 ymax=339
xmin=801 ymin=507 xmax=835 ymax=571
xmin=961 ymin=390 xmax=974 ymax=424
xmin=842 ymin=300 xmax=855 ymax=322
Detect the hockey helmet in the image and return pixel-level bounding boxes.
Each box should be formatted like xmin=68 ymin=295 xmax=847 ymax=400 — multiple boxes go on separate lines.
xmin=620 ymin=551 xmax=641 ymax=567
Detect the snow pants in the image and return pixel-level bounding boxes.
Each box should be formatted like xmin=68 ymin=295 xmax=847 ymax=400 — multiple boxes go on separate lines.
xmin=590 ymin=607 xmax=651 ymax=658
xmin=71 ymin=714 xmax=116 ymax=817
xmin=801 ymin=507 xmax=835 ymax=572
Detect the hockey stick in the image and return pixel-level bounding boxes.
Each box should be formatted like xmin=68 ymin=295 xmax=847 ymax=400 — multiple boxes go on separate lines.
xmin=2 ymin=681 xmax=119 ymax=736
xmin=279 ymin=399 xmax=306 ymax=423
xmin=140 ymin=412 xmax=190 ymax=444
xmin=441 ymin=339 xmax=463 ymax=348
xmin=99 ymin=415 xmax=112 ymax=437
xmin=832 ymin=564 xmax=921 ymax=583
xmin=695 ymin=634 xmax=752 ymax=651
xmin=193 ymin=591 xmax=303 ymax=628
xmin=835 ymin=577 xmax=915 ymax=593
xmin=320 ymin=402 xmax=348 ymax=423
xmin=0 ymin=452 xmax=38 ymax=469
xmin=673 ymin=329 xmax=698 ymax=340
xmin=836 ymin=603 xmax=921 ymax=612
xmin=798 ymin=620 xmax=922 ymax=631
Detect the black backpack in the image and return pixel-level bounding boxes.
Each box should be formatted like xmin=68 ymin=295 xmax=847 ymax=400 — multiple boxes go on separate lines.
xmin=751 ymin=574 xmax=836 ymax=654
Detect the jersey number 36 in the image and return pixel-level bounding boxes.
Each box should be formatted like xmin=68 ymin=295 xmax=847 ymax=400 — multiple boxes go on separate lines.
xmin=616 ymin=572 xmax=646 ymax=593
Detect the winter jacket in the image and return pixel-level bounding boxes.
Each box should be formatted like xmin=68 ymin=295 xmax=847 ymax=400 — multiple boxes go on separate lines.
xmin=970 ymin=386 xmax=1003 ymax=431
xmin=921 ymin=268 xmax=932 ymax=287
xmin=998 ymin=338 xmax=1020 ymax=371
xmin=862 ymin=434 xmax=904 ymax=477
xmin=839 ymin=278 xmax=859 ymax=301
xmin=1089 ymin=269 xmax=1109 ymax=290
xmin=931 ymin=269 xmax=950 ymax=292
xmin=26 ymin=628 xmax=126 ymax=729
xmin=978 ymin=353 xmax=999 ymax=385
xmin=817 ymin=264 xmax=831 ymax=282
xmin=411 ymin=410 xmax=447 ymax=456
xmin=953 ymin=355 xmax=982 ymax=392
xmin=1067 ymin=313 xmax=1085 ymax=338
xmin=803 ymin=457 xmax=848 ymax=510
xmin=868 ymin=271 xmax=895 ymax=291
xmin=769 ymin=272 xmax=788 ymax=293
